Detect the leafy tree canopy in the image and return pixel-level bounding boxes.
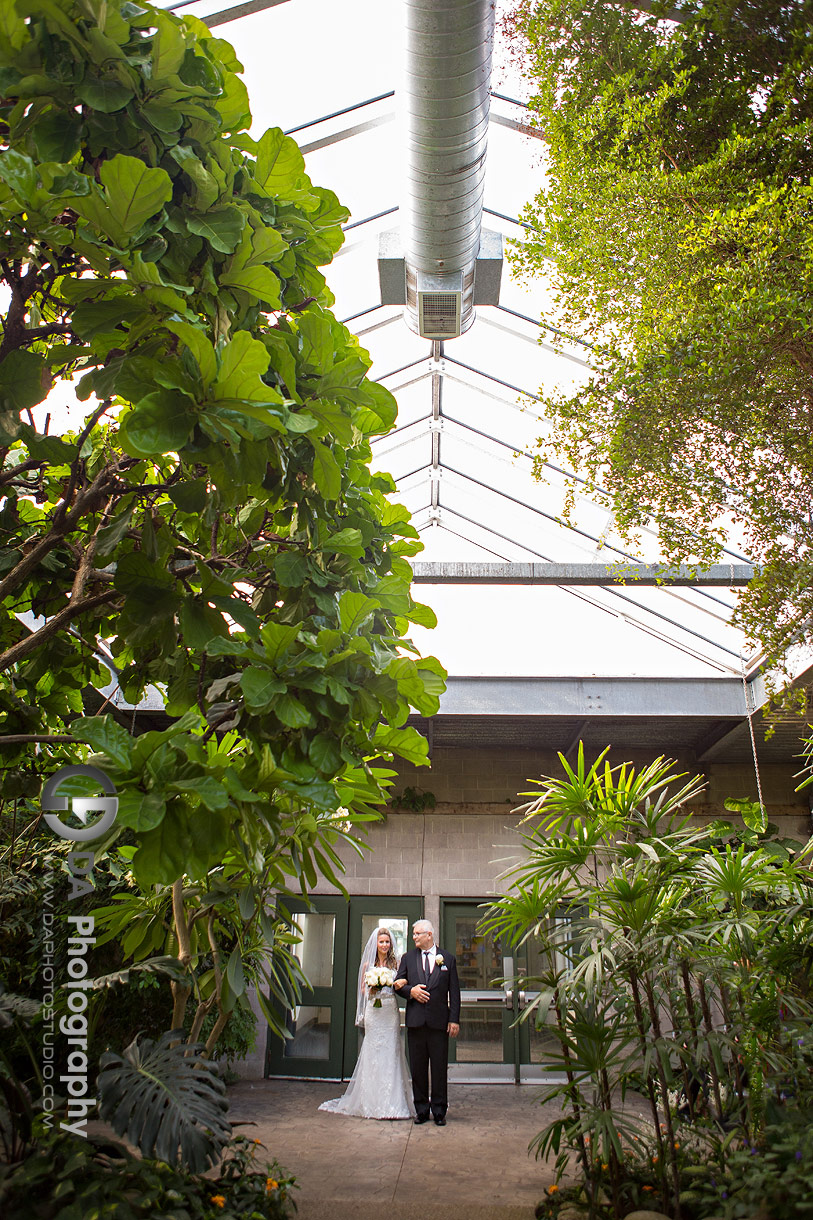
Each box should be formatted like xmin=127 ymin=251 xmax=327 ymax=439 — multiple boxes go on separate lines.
xmin=0 ymin=0 xmax=445 ymax=1047
xmin=506 ymin=0 xmax=813 ymax=668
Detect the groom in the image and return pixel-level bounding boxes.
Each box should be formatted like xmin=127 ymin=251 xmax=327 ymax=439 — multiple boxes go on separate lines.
xmin=394 ymin=919 xmax=461 ymax=1126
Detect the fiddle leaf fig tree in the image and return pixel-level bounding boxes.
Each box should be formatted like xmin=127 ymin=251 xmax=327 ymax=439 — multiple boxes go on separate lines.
xmin=0 ymin=0 xmax=444 ymax=1076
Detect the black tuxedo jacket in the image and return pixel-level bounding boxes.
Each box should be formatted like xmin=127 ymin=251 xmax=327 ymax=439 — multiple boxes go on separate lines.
xmin=395 ymin=946 xmax=461 ymax=1030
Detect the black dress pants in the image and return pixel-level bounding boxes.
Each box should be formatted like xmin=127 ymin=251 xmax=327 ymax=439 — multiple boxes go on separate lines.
xmin=407 ymin=1024 xmax=449 ymax=1118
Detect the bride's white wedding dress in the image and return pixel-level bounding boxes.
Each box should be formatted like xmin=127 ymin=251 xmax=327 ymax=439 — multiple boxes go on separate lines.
xmin=319 ymin=987 xmax=415 ymax=1120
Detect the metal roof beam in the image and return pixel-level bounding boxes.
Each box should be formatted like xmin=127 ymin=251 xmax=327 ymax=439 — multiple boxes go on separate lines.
xmin=284 ymin=91 xmax=395 ymax=136
xmin=190 ymin=0 xmax=291 ymax=28
xmin=434 ymin=676 xmax=746 ymax=719
xmin=411 ymin=561 xmax=755 ymax=587
xmin=420 ymin=509 xmax=739 ymax=674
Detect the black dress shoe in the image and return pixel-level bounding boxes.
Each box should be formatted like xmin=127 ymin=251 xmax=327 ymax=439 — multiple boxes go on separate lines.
xmin=434 ymin=1116 xmax=446 ymax=1126
xmin=414 ymin=1115 xmax=429 ymax=1124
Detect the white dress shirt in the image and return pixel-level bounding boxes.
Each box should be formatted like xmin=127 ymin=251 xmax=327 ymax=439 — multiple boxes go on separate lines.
xmin=422 ymin=945 xmax=438 ymax=974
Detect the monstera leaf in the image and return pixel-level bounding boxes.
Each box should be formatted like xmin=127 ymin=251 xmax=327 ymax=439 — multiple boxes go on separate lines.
xmin=98 ymin=1031 xmax=230 ymax=1171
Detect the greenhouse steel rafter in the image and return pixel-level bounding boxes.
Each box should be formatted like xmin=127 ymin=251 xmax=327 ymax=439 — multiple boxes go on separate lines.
xmin=152 ymin=0 xmax=760 ymax=687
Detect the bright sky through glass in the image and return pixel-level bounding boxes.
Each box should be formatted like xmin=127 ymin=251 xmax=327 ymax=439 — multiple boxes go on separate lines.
xmin=135 ymin=3 xmax=757 ymax=675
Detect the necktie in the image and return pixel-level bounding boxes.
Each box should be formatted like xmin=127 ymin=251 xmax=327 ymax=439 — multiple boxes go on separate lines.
xmin=423 ymin=951 xmax=430 ymax=981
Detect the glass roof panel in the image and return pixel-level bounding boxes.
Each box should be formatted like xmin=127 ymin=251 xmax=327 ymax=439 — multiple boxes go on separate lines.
xmin=155 ymin=0 xmax=756 ymax=680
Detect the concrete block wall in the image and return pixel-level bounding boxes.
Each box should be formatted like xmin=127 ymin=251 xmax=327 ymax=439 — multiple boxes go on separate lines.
xmin=390 ymin=747 xmax=809 ymax=818
xmin=313 ymin=747 xmax=811 ymax=919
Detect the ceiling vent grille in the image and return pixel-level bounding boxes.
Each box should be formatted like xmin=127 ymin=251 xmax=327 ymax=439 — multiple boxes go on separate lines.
xmin=416 ymin=272 xmax=463 ymax=339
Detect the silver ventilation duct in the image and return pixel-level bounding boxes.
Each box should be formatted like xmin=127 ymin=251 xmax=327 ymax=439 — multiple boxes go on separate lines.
xmin=398 ymin=0 xmax=497 ymax=339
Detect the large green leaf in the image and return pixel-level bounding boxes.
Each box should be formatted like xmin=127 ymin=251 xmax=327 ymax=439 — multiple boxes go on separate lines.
xmin=100 ymin=155 xmax=172 ymax=233
xmin=0 ymin=0 xmax=27 ymax=52
xmin=263 ymin=329 xmax=298 ymax=397
xmin=168 ymin=477 xmax=208 ymax=514
xmin=274 ymin=550 xmax=309 ymax=586
xmin=214 ymin=66 xmax=251 ymax=132
xmin=149 ymin=10 xmax=187 ymax=81
xmin=98 ymin=1031 xmax=230 ymax=1172
xmin=116 ymin=789 xmax=167 ymax=832
xmin=133 ymin=801 xmax=229 ymax=884
xmin=30 ymin=109 xmax=81 ymax=161
xmin=114 ymin=550 xmax=175 ymax=601
xmin=76 ymin=77 xmax=134 ymax=112
xmin=213 ymin=330 xmax=277 ymax=401
xmin=254 ymin=127 xmax=305 ymax=196
xmin=71 ymin=715 xmax=133 ymax=769
xmin=225 ymin=947 xmax=245 ymax=997
xmin=356 ymin=380 xmax=399 ymax=432
xmin=259 ymin=620 xmax=300 ymax=661
xmin=241 ymin=665 xmax=286 ymax=711
xmin=274 ymin=693 xmax=314 ymax=728
xmin=309 ymin=732 xmax=342 ymax=775
xmin=220 ymin=263 xmax=281 ymax=307
xmin=310 ymin=439 xmax=342 ymax=500
xmin=168 ymin=774 xmax=230 ymax=811
xmin=339 ymin=590 xmax=379 ymax=633
xmin=170 ymin=144 xmax=219 ymax=210
xmin=724 ymin=796 xmax=768 ymax=834
xmin=372 ymin=723 xmax=430 ymax=767
xmin=297 ymin=309 xmax=334 ymax=374
xmin=0 ymin=149 xmax=36 ymax=201
xmin=186 ymin=205 xmax=245 ymax=253
xmin=322 ymin=527 xmax=363 ymax=557
xmin=179 ymin=599 xmax=228 ymax=650
xmin=0 ymin=350 xmax=47 ymax=413
xmin=166 ymin=317 xmax=217 ymax=386
xmin=119 ymin=390 xmax=195 ymax=457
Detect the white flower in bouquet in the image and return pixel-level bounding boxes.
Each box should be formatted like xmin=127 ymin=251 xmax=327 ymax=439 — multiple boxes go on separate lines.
xmin=364 ymin=966 xmax=395 ymax=1006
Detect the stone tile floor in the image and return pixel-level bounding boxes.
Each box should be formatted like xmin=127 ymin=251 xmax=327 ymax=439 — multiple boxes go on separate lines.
xmin=228 ymin=1079 xmax=560 ymax=1220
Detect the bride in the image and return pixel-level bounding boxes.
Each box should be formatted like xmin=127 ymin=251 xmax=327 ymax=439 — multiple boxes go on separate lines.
xmin=319 ymin=926 xmax=415 ymax=1120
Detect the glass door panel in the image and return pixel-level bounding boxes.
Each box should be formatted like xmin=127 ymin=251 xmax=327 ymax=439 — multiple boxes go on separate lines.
xmin=266 ymin=897 xmax=348 ymax=1079
xmin=456 ymin=1000 xmax=504 ymax=1063
xmin=282 ymin=911 xmax=336 ymax=1062
xmin=443 ymin=902 xmax=512 ymax=1065
xmin=442 ymin=899 xmax=577 ymax=1079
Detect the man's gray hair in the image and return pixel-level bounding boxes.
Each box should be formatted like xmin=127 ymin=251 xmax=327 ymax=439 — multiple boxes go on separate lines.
xmin=413 ymin=919 xmax=434 ymax=935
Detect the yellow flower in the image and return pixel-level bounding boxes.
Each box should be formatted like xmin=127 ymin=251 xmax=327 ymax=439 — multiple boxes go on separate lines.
xmin=211 ymin=1196 xmax=226 ymax=1209
xmin=601 ymin=1163 xmax=608 ymax=1171
xmin=266 ymin=1178 xmax=278 ymax=1192
xmin=547 ymin=1185 xmax=559 ymax=1195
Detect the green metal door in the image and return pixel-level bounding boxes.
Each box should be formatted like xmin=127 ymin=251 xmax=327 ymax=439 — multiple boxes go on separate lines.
xmin=342 ymin=896 xmax=423 ymax=1076
xmin=266 ymin=895 xmax=423 ymax=1080
xmin=265 ymin=896 xmax=349 ymax=1079
xmin=441 ymin=900 xmax=562 ymax=1081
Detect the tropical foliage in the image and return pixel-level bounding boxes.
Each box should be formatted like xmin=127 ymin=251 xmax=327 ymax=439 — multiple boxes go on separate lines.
xmin=483 ymin=748 xmax=813 ymax=1220
xmin=504 ymin=0 xmax=813 ymax=668
xmin=0 ymin=0 xmax=443 ymax=1169
xmin=0 ymin=1130 xmax=296 ymax=1220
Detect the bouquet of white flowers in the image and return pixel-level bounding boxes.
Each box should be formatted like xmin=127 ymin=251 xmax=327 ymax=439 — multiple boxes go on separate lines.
xmin=364 ymin=965 xmax=395 ymax=1007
